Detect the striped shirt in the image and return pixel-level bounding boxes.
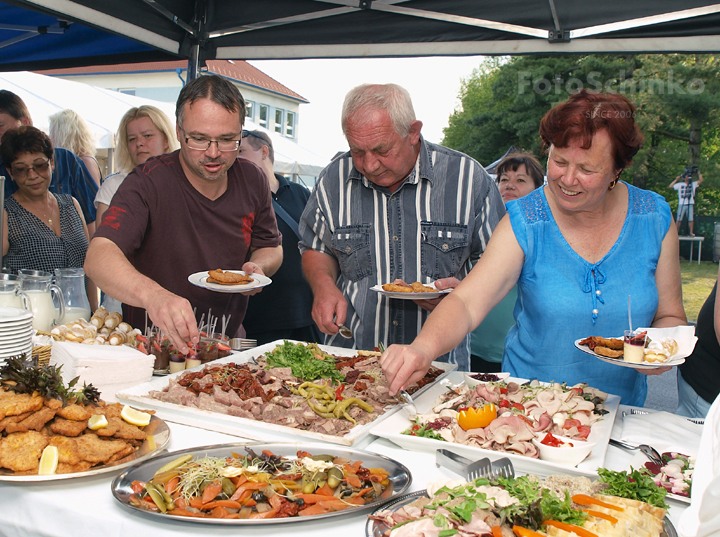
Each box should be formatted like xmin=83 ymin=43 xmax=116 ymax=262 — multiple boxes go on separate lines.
xmin=299 ymin=137 xmax=505 ymax=370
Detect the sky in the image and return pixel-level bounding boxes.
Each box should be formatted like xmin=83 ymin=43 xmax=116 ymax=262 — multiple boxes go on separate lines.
xmin=250 ymin=56 xmax=486 ymax=163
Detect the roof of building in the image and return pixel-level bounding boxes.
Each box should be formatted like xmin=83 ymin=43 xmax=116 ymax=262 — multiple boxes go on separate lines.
xmin=35 ymin=59 xmax=308 ymax=103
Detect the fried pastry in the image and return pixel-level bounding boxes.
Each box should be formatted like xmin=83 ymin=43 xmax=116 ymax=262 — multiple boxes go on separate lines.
xmin=382 ymin=281 xmax=435 ymax=293
xmin=207 ymin=269 xmax=253 ymax=285
xmin=594 ymin=346 xmax=624 ymax=359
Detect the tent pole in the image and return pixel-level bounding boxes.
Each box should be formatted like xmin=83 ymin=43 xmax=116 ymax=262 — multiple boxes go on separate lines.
xmin=187 ymin=44 xmax=200 ymax=81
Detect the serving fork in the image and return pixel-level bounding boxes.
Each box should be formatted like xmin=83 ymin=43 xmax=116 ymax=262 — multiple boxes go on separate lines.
xmin=608 ymin=439 xmax=663 ymax=465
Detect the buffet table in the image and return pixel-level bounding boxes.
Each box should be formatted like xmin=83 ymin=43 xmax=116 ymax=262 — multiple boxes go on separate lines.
xmin=0 ymin=404 xmax=691 ymax=537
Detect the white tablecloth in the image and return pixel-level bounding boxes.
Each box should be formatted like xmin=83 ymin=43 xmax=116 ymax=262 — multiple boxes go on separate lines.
xmin=0 ymin=405 xmax=689 ymax=537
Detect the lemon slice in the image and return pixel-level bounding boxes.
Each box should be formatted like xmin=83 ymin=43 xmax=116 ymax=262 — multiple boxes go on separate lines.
xmin=145 ymin=434 xmax=156 ymax=451
xmin=87 ymin=414 xmax=108 ymax=430
xmin=38 ymin=445 xmax=59 ymax=475
xmin=120 ymin=405 xmax=152 ymax=427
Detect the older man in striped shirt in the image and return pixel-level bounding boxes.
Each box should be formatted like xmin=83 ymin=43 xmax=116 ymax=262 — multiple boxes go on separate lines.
xmin=299 ymin=83 xmax=505 ymax=371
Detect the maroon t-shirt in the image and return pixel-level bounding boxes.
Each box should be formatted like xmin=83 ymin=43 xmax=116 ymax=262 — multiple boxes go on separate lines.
xmin=95 ymin=151 xmax=281 ymax=337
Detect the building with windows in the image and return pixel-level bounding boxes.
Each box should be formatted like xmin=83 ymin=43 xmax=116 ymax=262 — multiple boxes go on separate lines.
xmin=35 ymin=59 xmax=308 ymax=141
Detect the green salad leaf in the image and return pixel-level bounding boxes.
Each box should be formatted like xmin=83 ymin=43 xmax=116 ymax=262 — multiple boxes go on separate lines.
xmin=597 ymin=467 xmax=669 ymax=509
xmin=264 ymin=341 xmax=344 ymax=383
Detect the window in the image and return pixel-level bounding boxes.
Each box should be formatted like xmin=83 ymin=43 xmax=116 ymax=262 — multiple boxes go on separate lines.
xmin=118 ymin=88 xmax=136 ymax=96
xmin=245 ymin=101 xmax=255 ymax=121
xmin=285 ymin=111 xmax=296 ymax=138
xmin=259 ymin=105 xmax=269 ymax=128
xmin=274 ymin=109 xmax=284 ymax=133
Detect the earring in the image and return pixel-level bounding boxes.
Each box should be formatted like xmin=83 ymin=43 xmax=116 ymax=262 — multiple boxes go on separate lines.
xmin=608 ymin=180 xmax=618 ymax=190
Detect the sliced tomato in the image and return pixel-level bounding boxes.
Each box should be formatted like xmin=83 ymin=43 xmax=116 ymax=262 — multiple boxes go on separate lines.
xmin=563 ymin=418 xmax=582 ymax=429
xmin=577 ymin=425 xmax=591 ymax=439
xmin=511 ymin=403 xmax=525 ymax=412
xmin=499 ymin=387 xmax=509 ymax=394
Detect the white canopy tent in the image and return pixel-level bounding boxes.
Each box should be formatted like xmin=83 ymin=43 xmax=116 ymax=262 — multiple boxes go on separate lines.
xmin=0 ymin=71 xmax=327 ymax=180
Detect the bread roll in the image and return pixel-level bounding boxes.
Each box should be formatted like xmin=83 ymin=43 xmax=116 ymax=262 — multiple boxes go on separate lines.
xmin=661 ymin=337 xmax=678 ymax=357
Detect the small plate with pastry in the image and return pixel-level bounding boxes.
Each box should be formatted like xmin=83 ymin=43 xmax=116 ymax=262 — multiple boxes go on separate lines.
xmin=574 ymin=325 xmax=697 ymax=369
xmin=188 ymin=269 xmax=272 ymax=293
xmin=370 ymin=280 xmax=452 ymax=299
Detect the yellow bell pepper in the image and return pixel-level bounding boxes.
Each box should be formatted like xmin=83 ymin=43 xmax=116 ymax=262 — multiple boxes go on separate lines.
xmin=457 ymin=404 xmax=497 ymax=431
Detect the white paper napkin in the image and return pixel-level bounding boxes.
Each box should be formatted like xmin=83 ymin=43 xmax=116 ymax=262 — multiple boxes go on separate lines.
xmin=621 ymin=411 xmax=703 ymax=455
xmin=49 ymin=341 xmax=154 ymax=401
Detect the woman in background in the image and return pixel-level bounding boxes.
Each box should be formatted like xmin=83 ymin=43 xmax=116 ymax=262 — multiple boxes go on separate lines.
xmin=94 ymin=105 xmax=177 ymax=225
xmin=49 ymin=109 xmax=102 ymax=187
xmin=1 ymin=126 xmax=97 ymax=310
xmin=470 ymin=151 xmax=544 ymax=372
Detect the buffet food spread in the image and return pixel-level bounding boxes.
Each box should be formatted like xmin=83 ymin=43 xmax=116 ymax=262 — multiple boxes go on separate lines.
xmin=117 ymin=341 xmax=453 ymax=446
xmin=3 ymin=331 xmax=696 ymax=536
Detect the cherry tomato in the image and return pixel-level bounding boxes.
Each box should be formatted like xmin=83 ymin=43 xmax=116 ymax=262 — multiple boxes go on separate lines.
xmin=511 ymin=403 xmax=525 ymax=412
xmin=457 ymin=404 xmax=498 ymax=431
xmin=577 ymin=425 xmax=591 ymax=439
xmin=498 ymin=399 xmax=510 ymax=408
xmin=499 ymin=387 xmax=509 ymax=394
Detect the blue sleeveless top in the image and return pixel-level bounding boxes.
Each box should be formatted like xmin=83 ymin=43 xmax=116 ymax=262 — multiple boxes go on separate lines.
xmin=503 ymin=182 xmax=672 ymax=406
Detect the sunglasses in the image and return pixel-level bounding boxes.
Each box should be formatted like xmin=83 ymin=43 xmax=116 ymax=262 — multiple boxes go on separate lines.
xmin=11 ymin=159 xmax=51 ymax=180
xmin=242 ymin=130 xmax=267 ymax=142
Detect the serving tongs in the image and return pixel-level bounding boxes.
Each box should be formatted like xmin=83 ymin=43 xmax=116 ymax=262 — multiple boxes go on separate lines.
xmin=436 ymin=449 xmax=515 ymax=481
xmin=377 ymin=341 xmax=417 ymax=418
xmin=608 ymin=439 xmax=663 ymax=465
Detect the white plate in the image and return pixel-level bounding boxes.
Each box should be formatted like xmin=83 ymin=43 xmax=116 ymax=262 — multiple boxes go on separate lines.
xmin=576 ymin=326 xmax=697 ymax=369
xmin=0 ymin=345 xmax=32 ymax=358
xmin=0 ymin=328 xmax=33 ymax=340
xmin=117 ymin=340 xmax=456 ymax=448
xmin=0 ymin=319 xmax=34 ymax=330
xmin=0 ymin=307 xmax=33 ymax=323
xmin=369 ymin=371 xmax=620 ymax=478
xmin=0 ymin=339 xmax=33 ymax=352
xmin=370 ymin=282 xmax=452 ymax=299
xmin=187 ymin=270 xmax=272 ymax=293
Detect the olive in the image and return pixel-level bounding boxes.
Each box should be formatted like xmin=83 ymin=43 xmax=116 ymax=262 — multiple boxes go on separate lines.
xmin=310 ymin=454 xmax=335 ymax=463
xmin=251 ymin=491 xmax=267 ymax=502
xmin=292 ymin=498 xmax=306 ymax=507
xmin=327 ymin=467 xmax=343 ymax=489
xmin=221 ymin=477 xmax=236 ymax=498
xmin=302 ymin=474 xmax=316 ymax=494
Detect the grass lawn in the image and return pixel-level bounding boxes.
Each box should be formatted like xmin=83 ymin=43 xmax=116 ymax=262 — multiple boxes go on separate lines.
xmin=681 ymin=260 xmax=718 ymax=322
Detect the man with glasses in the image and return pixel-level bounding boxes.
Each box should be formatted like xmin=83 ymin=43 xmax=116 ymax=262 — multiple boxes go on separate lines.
xmin=238 ymin=129 xmax=321 ymax=345
xmin=86 ymin=75 xmax=282 ymax=352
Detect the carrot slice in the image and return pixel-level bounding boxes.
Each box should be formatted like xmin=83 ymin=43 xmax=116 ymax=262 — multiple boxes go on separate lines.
xmin=201 ymin=480 xmax=224 ymax=504
xmin=210 ymin=506 xmax=230 ymax=518
xmin=543 ymin=520 xmax=597 ymax=537
xmin=317 ymin=499 xmax=352 ymax=511
xmin=165 ymin=476 xmax=180 ymax=495
xmin=298 ymin=504 xmax=331 ymax=516
xmin=491 ymin=527 xmax=503 ymax=537
xmin=189 ymin=497 xmax=204 ymax=510
xmin=512 ymin=526 xmax=546 ymax=537
xmin=202 ymin=500 xmax=243 ymax=510
xmin=268 ymin=494 xmax=284 ymax=509
xmin=295 ymin=493 xmax=332 ymax=505
xmin=248 ymin=507 xmax=279 ymax=519
xmin=315 ymin=483 xmax=335 ymax=497
xmin=345 ymin=475 xmax=363 ymax=488
xmin=572 ymin=494 xmax=624 ymax=511
xmin=229 ymin=482 xmax=268 ymax=501
xmin=582 ymin=509 xmax=619 ymax=524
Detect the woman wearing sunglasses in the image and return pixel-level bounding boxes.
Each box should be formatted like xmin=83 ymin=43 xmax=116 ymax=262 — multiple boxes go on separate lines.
xmin=1 ymin=126 xmax=97 ymax=309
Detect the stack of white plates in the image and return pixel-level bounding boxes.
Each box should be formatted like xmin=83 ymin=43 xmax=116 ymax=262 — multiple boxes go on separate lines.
xmin=0 ymin=307 xmax=34 ymax=364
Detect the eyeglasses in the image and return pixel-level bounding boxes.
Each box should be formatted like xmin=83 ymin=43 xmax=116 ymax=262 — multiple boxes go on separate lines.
xmin=11 ymin=159 xmax=51 ymax=180
xmin=179 ymin=125 xmax=241 ymax=152
xmin=242 ymin=130 xmax=264 ymax=141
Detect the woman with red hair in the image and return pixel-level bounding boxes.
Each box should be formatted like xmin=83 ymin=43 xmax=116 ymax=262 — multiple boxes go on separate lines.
xmin=382 ymin=90 xmax=686 ymax=406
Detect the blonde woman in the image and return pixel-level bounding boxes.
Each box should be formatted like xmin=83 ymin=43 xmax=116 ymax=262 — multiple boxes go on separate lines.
xmin=94 ymin=105 xmax=177 ymax=225
xmin=49 ymin=109 xmax=103 ymax=187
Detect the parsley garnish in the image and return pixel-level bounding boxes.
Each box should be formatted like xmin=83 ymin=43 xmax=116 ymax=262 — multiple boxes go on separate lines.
xmin=265 ymin=341 xmax=344 ymax=383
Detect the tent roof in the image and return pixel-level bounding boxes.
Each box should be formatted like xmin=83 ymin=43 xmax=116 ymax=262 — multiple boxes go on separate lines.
xmin=2 ymin=1 xmax=720 ymax=72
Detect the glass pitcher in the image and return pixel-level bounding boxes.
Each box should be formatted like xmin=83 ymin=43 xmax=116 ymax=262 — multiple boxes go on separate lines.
xmin=18 ymin=271 xmax=65 ymax=332
xmin=54 ymin=268 xmax=91 ymax=325
xmin=0 ymin=274 xmax=30 ymax=311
